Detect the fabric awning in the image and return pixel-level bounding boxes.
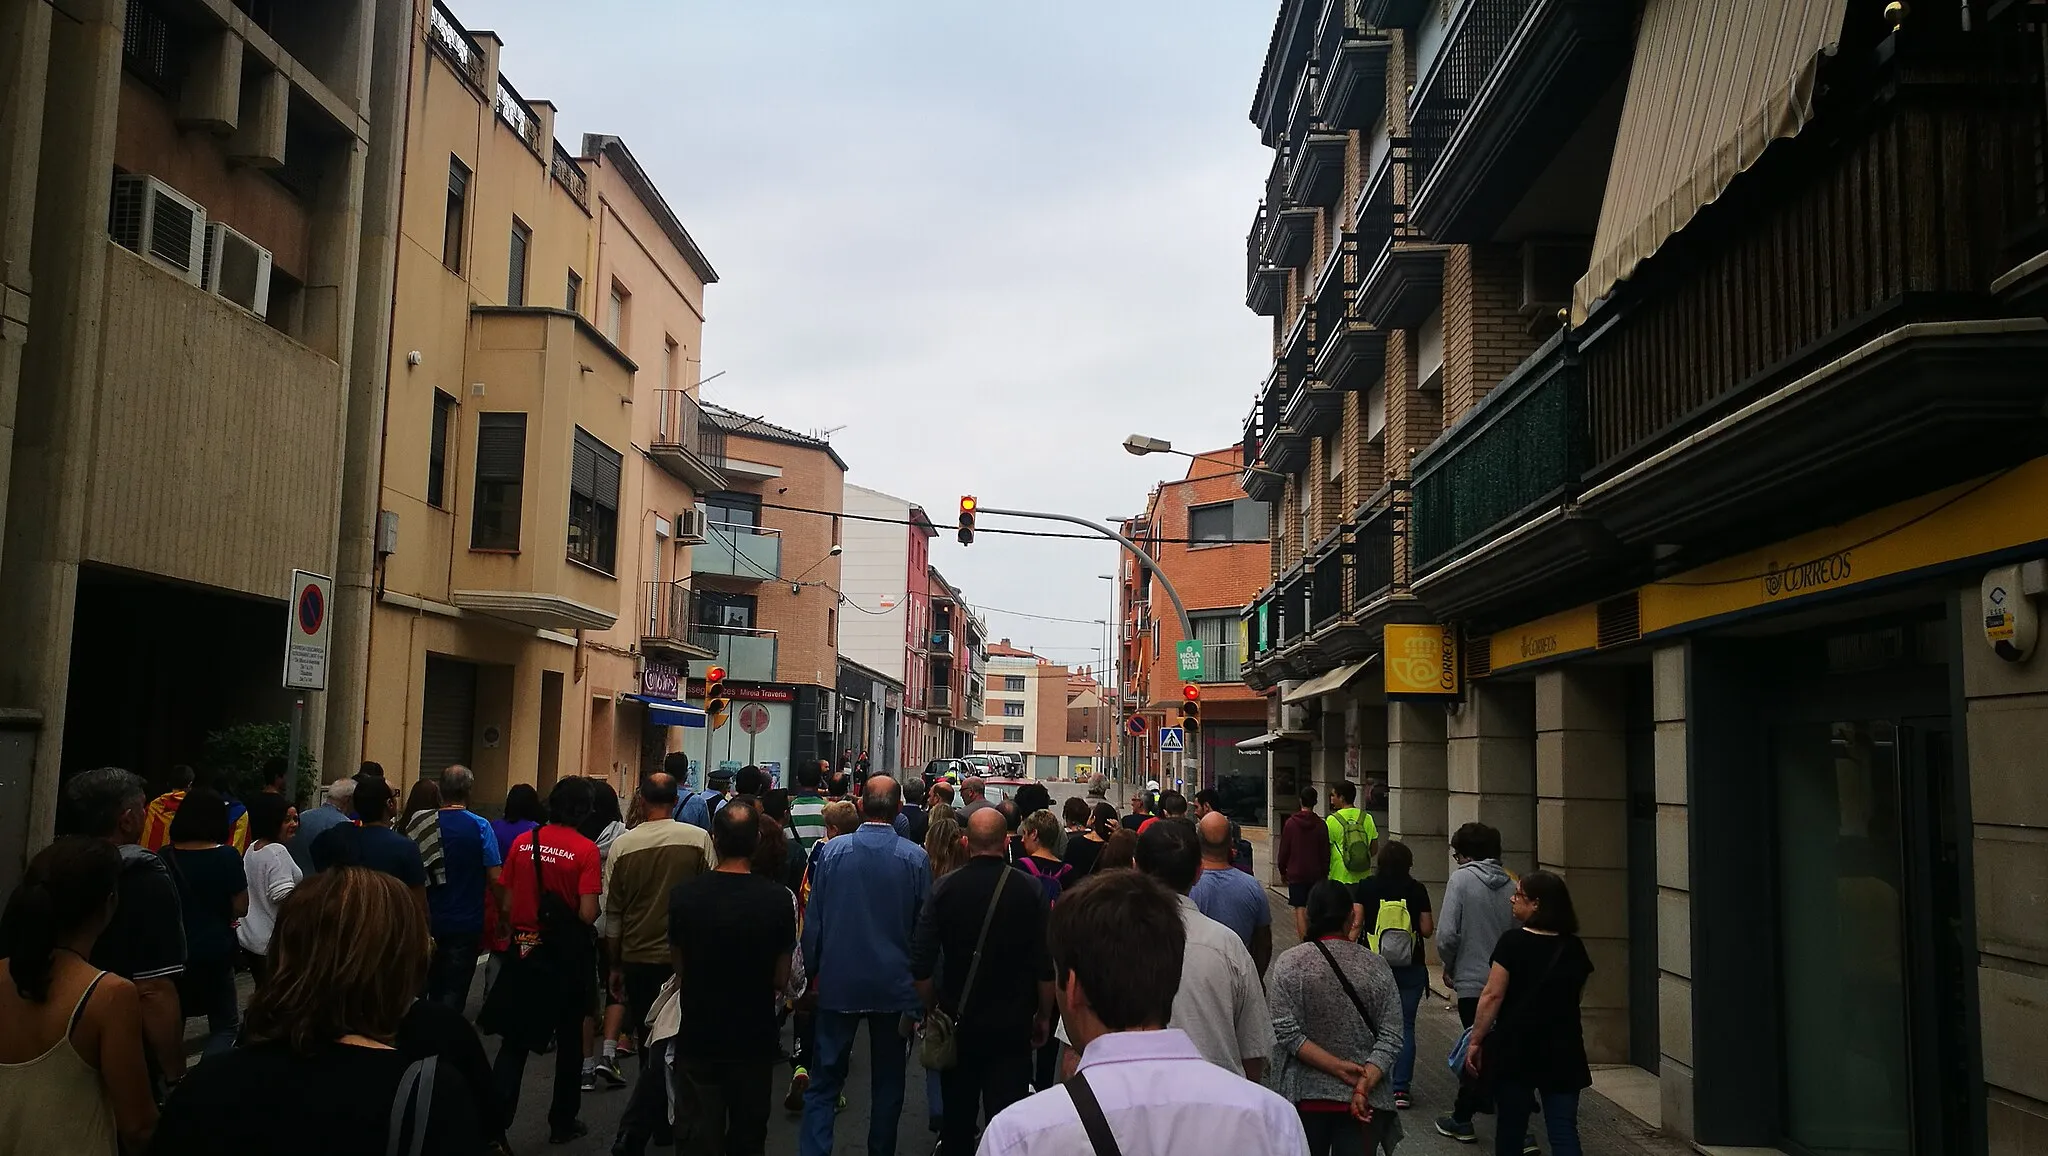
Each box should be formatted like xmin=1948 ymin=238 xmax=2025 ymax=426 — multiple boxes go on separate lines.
xmin=622 ymin=694 xmax=706 ymax=728
xmin=1236 ymin=731 xmax=1311 ymax=752
xmin=1572 ymin=0 xmax=1850 ymax=324
xmin=1282 ymin=657 xmax=1378 ymax=704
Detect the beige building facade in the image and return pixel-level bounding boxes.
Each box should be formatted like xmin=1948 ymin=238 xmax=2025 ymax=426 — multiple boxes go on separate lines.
xmin=359 ymin=2 xmax=721 ymax=806
xmin=0 ymin=0 xmax=407 ymax=888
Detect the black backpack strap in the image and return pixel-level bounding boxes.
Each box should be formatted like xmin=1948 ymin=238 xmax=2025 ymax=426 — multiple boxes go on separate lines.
xmin=1066 ymin=1070 xmax=1124 ymax=1156
xmin=1312 ymin=939 xmax=1377 ymax=1033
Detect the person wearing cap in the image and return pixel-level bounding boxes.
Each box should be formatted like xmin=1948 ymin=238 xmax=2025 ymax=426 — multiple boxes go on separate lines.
xmin=680 ymin=768 xmax=735 ymax=832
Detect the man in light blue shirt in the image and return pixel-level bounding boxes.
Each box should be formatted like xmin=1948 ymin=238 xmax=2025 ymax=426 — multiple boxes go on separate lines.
xmin=289 ymin=774 xmax=357 ymax=874
xmin=1188 ymin=812 xmax=1273 ymax=976
xmin=798 ymin=777 xmax=931 ymax=1156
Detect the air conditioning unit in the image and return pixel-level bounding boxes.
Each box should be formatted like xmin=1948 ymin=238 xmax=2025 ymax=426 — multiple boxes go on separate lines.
xmin=202 ymin=222 xmax=273 ymax=318
xmin=109 ymin=174 xmax=207 ymax=286
xmin=1519 ymin=239 xmax=1592 ymax=322
xmin=674 ymin=507 xmax=708 ymax=544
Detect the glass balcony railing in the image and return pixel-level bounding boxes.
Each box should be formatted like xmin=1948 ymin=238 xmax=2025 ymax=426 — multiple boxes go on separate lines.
xmin=686 ymin=624 xmax=777 ymax=683
xmin=691 ymin=521 xmax=780 ymax=580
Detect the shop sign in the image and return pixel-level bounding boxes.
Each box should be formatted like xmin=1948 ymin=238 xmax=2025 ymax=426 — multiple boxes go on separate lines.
xmin=642 ymin=662 xmax=682 ymax=698
xmin=1486 ymin=604 xmax=1601 ymax=675
xmin=685 ymin=680 xmax=794 ymax=703
xmin=1383 ymin=624 xmax=1460 ymax=697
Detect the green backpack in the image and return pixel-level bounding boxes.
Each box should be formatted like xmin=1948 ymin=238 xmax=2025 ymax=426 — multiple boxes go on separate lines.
xmin=1370 ymin=896 xmax=1417 ymax=968
xmin=1338 ymin=812 xmax=1373 ymax=875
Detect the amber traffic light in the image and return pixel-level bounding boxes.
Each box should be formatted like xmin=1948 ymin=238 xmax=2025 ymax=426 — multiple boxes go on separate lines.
xmin=958 ymin=496 xmax=977 ymax=546
xmin=1179 ymin=682 xmax=1201 ymax=732
xmin=705 ymin=665 xmax=730 ymax=728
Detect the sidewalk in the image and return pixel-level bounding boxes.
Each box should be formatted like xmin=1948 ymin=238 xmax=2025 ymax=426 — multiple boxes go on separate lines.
xmin=1263 ymin=885 xmax=1688 ymax=1156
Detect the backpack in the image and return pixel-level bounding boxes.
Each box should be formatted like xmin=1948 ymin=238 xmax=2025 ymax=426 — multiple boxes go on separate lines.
xmin=1017 ymin=857 xmax=1073 ymax=904
xmin=1370 ymin=892 xmax=1417 ymax=968
xmin=1338 ymin=811 xmax=1373 ymax=875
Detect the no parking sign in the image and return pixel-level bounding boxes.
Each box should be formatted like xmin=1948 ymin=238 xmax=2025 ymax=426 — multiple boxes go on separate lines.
xmin=283 ymin=569 xmax=333 ymax=691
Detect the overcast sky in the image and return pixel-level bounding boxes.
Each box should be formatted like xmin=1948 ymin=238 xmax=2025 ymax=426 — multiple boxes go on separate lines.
xmin=476 ymin=0 xmax=1275 ymax=667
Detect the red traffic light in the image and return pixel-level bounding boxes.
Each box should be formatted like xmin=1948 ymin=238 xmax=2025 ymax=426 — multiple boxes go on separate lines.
xmin=707 ymin=666 xmax=726 ymax=683
xmin=1182 ymin=683 xmax=1201 ymax=701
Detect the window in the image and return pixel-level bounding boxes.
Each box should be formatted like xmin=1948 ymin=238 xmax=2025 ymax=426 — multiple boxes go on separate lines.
xmin=567 ymin=427 xmax=622 ymax=573
xmin=565 ymin=269 xmax=582 ymax=312
xmin=827 ymin=608 xmax=838 ymax=648
xmin=443 ymin=158 xmax=468 ymax=272
xmin=1004 ymin=676 xmax=1026 ymax=692
xmin=662 ymin=337 xmax=678 ymax=389
xmin=1189 ymin=499 xmax=1268 ymax=543
xmin=605 ymin=282 xmax=628 ymax=343
xmin=1002 ymin=727 xmax=1024 ymax=744
xmin=695 ymin=590 xmax=755 ymax=629
xmin=1192 ymin=611 xmax=1244 ymax=683
xmin=704 ymin=491 xmax=760 ymax=529
xmin=1003 ymin=702 xmax=1025 ymax=717
xmin=427 ymin=391 xmax=455 ymax=509
xmin=470 ymin=412 xmax=526 ymax=550
xmin=506 ymin=219 xmax=529 ymax=306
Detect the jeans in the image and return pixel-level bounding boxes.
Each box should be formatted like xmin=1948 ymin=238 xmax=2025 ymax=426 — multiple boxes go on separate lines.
xmin=492 ymin=988 xmax=585 ymax=1132
xmin=800 ymin=1011 xmax=908 ymax=1156
xmin=675 ymin=1057 xmax=773 ymax=1156
xmin=1392 ymin=967 xmax=1426 ymax=1093
xmin=182 ymin=957 xmax=239 ymax=1056
xmin=1452 ymin=997 xmax=1493 ymax=1122
xmin=937 ymin=1047 xmax=1031 ymax=1154
xmin=427 ymin=930 xmax=482 ymax=1011
xmin=1299 ymin=1106 xmax=1403 ymax=1155
xmin=1492 ymin=1083 xmax=1579 ymax=1156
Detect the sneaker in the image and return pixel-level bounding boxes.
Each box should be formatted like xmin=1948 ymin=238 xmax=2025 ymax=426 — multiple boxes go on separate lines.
xmin=1393 ymin=1091 xmax=1412 ymax=1110
xmin=784 ymin=1068 xmax=809 ymax=1113
xmin=1435 ymin=1116 xmax=1476 ymax=1143
xmin=837 ymin=1095 xmax=847 ymax=1112
xmin=596 ymin=1058 xmax=627 ymax=1089
xmin=579 ymin=1069 xmax=597 ymax=1093
xmin=547 ymin=1120 xmax=590 ymax=1145
xmin=1523 ymin=1133 xmax=1541 ymax=1155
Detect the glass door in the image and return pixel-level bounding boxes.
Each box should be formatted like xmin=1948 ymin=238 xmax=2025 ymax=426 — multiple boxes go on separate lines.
xmin=1774 ymin=720 xmax=1912 ymax=1156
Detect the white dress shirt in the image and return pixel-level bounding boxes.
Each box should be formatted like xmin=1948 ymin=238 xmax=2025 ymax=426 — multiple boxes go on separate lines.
xmin=976 ymin=1028 xmax=1307 ymax=1156
xmin=1054 ymin=895 xmax=1275 ymax=1075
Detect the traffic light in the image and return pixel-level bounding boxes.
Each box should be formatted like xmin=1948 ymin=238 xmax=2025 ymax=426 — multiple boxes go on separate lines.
xmin=1178 ymin=682 xmax=1201 ymax=732
xmin=958 ymin=496 xmax=977 ymax=545
xmin=705 ymin=665 xmax=730 ymax=729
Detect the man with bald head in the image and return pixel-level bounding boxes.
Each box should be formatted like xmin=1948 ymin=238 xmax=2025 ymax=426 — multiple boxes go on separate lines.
xmin=1189 ymin=810 xmax=1273 ymax=975
xmin=799 ymin=773 xmax=932 ymax=1156
xmin=959 ymin=774 xmax=994 ymax=816
xmin=911 ymin=805 xmax=1055 ymax=1153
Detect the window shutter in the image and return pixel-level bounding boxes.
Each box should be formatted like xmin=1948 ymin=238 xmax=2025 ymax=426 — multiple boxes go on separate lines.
xmin=571 ymin=430 xmax=597 ymax=499
xmin=1233 ymin=499 xmax=1267 ymax=542
xmin=475 ymin=413 xmax=525 ymax=482
xmin=595 ymin=446 xmax=620 ymax=513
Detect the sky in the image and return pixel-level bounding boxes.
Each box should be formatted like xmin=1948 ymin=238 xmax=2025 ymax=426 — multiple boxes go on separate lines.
xmin=474 ymin=0 xmax=1276 ymax=669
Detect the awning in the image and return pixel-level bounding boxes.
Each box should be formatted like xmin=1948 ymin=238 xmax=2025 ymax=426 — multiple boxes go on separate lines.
xmin=1236 ymin=731 xmax=1312 ymax=752
xmin=621 ymin=694 xmax=706 ymax=728
xmin=1572 ymin=0 xmax=1850 ymax=324
xmin=1282 ymin=657 xmax=1378 ymax=704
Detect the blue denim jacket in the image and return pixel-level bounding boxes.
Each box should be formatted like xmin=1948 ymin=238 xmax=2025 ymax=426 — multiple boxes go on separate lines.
xmin=801 ymin=822 xmax=930 ymax=1013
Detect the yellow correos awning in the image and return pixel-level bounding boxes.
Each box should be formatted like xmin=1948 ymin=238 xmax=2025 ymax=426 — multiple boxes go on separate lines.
xmin=1282 ymin=657 xmax=1378 ymax=703
xmin=1572 ymin=0 xmax=1850 ymax=324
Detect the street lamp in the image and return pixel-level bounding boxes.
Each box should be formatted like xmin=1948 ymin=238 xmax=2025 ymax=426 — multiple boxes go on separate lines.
xmin=789 ymin=543 xmax=842 ymax=594
xmin=1124 ymin=433 xmax=1285 ymax=480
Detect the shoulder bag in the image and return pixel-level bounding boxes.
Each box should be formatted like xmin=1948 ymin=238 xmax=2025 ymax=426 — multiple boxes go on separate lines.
xmin=385 ymin=1056 xmax=438 ymax=1156
xmin=918 ymin=866 xmax=1009 ymax=1071
xmin=1065 ymin=1069 xmax=1124 ymax=1156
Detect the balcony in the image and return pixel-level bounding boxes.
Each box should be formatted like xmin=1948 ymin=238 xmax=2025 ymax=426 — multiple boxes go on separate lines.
xmin=1412 ymin=332 xmax=1584 ymax=572
xmin=551 ymin=141 xmax=590 ymax=213
xmin=1311 ymin=234 xmax=1385 ymax=391
xmin=929 ymin=628 xmax=954 ymax=653
xmin=686 ymin=624 xmax=777 ymax=683
xmin=1356 ymin=236 xmax=1448 ymax=331
xmin=1247 ymin=205 xmax=1287 ymax=317
xmin=1406 ymin=0 xmax=1630 ymax=243
xmin=650 ymin=389 xmax=727 ymax=492
xmin=1353 ymin=130 xmax=1397 ymax=250
xmin=1263 ymin=205 xmax=1320 ymax=269
xmin=929 ymin=685 xmax=955 ymax=718
xmin=1241 ymin=400 xmax=1285 ymax=502
xmin=1361 ymin=0 xmax=1432 ymax=26
xmin=691 ymin=521 xmax=781 ymax=581
xmin=641 ymin=581 xmax=716 ymax=660
xmin=1317 ymin=12 xmax=1390 ymax=132
xmin=1287 ymin=130 xmax=1349 ymax=206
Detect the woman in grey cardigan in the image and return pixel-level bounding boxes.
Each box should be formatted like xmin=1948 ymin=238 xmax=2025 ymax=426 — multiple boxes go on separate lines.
xmin=1269 ymin=880 xmax=1406 ymax=1154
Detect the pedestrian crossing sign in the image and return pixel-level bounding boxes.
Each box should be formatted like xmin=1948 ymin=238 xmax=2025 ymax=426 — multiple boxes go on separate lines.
xmin=1159 ymin=726 xmax=1185 ymax=752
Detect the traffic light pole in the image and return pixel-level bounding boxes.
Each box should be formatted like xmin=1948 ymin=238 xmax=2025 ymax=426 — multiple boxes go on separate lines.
xmin=975 ymin=504 xmax=1199 ymax=790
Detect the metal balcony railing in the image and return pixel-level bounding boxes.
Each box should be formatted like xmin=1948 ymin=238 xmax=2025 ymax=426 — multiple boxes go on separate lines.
xmin=427 ymin=1 xmax=489 ymax=91
xmin=551 ymin=141 xmax=588 ymax=211
xmin=495 ymin=75 xmax=542 ymax=157
xmin=929 ymin=685 xmax=955 ymax=715
xmin=651 ymin=389 xmax=727 ymax=486
xmin=686 ymin=624 xmax=777 ymax=683
xmin=692 ymin=521 xmax=781 ymax=580
xmin=1411 ymin=332 xmax=1585 ymax=574
xmin=1408 ymin=0 xmax=1533 ymax=200
xmin=929 ymin=629 xmax=954 ymax=653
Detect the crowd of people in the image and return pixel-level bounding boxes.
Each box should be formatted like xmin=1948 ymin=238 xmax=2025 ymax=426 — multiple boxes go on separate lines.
xmin=0 ymin=758 xmax=1592 ymax=1156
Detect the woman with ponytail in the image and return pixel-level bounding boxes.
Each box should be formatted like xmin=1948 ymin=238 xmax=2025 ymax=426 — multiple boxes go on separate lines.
xmin=0 ymin=836 xmax=157 ymax=1154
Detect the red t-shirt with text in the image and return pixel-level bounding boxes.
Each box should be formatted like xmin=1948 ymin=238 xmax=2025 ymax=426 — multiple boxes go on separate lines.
xmin=499 ymin=824 xmax=602 ymax=936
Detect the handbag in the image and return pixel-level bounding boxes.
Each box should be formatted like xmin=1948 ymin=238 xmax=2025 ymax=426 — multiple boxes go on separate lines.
xmin=919 ymin=867 xmax=1010 ymax=1071
xmin=478 ymin=830 xmax=587 ymax=1050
